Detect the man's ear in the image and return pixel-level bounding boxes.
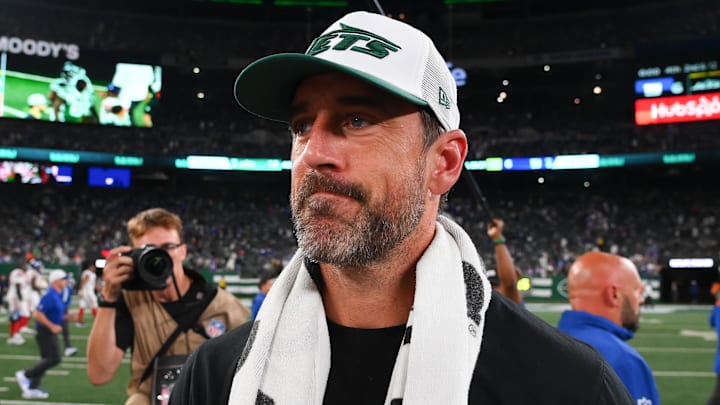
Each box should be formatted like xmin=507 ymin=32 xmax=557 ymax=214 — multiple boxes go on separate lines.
xmin=427 ymin=129 xmax=468 ymax=196
xmin=603 ymin=285 xmax=621 ymax=308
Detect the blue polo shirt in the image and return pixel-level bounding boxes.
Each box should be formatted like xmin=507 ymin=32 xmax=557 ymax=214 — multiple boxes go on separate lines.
xmin=35 ymin=287 xmax=65 ymax=330
xmin=62 ymin=285 xmax=73 ymax=312
xmin=251 ymin=292 xmax=266 ymax=319
xmin=710 ymin=306 xmax=720 ymax=373
xmin=558 ymin=310 xmax=660 ymax=405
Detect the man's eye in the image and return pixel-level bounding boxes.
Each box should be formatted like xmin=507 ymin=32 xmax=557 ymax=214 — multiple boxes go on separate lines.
xmin=348 ymin=116 xmax=369 ymax=128
xmin=291 ymin=121 xmax=311 ymax=136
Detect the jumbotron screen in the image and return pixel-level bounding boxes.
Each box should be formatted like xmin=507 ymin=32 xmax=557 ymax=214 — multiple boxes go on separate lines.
xmin=634 ymin=58 xmax=720 ymax=125
xmin=0 ymin=160 xmax=72 ymax=184
xmin=0 ymin=36 xmax=162 ymax=128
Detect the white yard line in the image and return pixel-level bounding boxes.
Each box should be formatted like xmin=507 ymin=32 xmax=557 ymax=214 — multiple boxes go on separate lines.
xmin=0 ymin=400 xmax=113 ymax=405
xmin=0 ymin=354 xmax=128 ymax=364
xmin=654 ymin=371 xmax=715 ymax=377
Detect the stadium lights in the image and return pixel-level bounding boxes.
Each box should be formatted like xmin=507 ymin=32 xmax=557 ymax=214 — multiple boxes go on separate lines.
xmin=192 ymin=66 xmax=201 ymax=74
xmin=537 ymin=177 xmax=545 ymax=184
xmin=593 ymin=85 xmax=602 ymax=95
xmin=543 ymin=64 xmax=551 ymax=72
xmin=196 ymin=91 xmax=205 ymax=99
xmin=668 ymin=258 xmax=715 ymax=268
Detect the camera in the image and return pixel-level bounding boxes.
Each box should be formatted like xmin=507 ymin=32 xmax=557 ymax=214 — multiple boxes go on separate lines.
xmin=95 ymin=245 xmax=173 ymax=290
xmin=94 ymin=246 xmax=173 ymax=290
xmin=121 ymin=246 xmax=173 ymax=290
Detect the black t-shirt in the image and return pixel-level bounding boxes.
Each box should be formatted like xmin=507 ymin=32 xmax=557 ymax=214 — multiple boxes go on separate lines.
xmin=323 ymin=319 xmax=406 ymax=405
xmin=168 ymin=290 xmax=635 ymax=405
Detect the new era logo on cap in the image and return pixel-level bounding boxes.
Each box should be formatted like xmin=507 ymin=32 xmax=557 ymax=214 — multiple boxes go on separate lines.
xmin=234 ymin=11 xmax=460 ymax=132
xmin=438 ymin=87 xmax=451 ymax=109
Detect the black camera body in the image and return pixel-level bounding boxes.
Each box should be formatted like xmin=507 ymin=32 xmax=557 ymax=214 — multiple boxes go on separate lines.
xmin=120 ymin=246 xmax=173 ymax=290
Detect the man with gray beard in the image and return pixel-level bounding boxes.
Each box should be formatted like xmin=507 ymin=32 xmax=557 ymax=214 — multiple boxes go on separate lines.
xmin=170 ymin=11 xmax=633 ymax=405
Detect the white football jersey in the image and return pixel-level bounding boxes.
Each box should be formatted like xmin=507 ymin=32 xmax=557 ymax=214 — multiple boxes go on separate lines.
xmin=81 ymin=269 xmax=97 ymax=293
xmin=8 ymin=268 xmax=27 ymax=292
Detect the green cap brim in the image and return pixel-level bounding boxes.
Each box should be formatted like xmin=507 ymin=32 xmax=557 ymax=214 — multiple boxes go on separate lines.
xmin=233 ymin=53 xmax=428 ymax=123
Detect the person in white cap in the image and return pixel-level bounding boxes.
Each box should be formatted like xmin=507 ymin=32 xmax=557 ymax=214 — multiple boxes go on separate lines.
xmin=26 ymin=93 xmax=48 ymax=120
xmin=15 ymin=269 xmax=69 ymax=400
xmin=169 ymin=11 xmax=633 ymax=405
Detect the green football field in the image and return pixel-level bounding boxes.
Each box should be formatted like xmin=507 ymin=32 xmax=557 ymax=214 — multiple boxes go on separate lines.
xmin=0 ymin=71 xmax=150 ymax=126
xmin=534 ymin=303 xmax=717 ymax=405
xmin=0 ymin=303 xmax=716 ymax=404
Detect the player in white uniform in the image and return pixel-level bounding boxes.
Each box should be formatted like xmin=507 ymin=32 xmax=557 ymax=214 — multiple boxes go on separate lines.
xmin=6 ymin=263 xmax=29 ymax=344
xmin=25 ymin=265 xmax=43 ymax=313
xmin=76 ymin=261 xmax=99 ymax=326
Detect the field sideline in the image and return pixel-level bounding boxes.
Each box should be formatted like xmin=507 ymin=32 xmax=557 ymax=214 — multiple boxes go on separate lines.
xmin=0 ymin=302 xmax=715 ymax=404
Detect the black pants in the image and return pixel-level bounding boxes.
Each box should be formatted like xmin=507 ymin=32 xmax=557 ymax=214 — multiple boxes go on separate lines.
xmin=709 ymin=374 xmax=720 ymax=405
xmin=61 ymin=318 xmax=71 ymax=348
xmin=25 ymin=328 xmax=61 ymax=389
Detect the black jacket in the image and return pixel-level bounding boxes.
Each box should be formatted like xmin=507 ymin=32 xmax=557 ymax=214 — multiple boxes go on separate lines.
xmin=169 ymin=291 xmax=633 ymax=404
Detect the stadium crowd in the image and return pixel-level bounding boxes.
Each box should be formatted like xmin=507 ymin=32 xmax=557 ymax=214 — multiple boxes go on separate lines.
xmin=0 ymin=181 xmax=716 ymax=279
xmin=0 ymin=0 xmax=718 ymax=277
xmin=2 ymin=113 xmax=718 ymax=162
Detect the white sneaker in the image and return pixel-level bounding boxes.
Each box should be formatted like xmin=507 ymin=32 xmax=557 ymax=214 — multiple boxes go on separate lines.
xmin=22 ymin=388 xmax=49 ymax=399
xmin=64 ymin=346 xmax=78 ymax=356
xmin=20 ymin=326 xmax=37 ymax=335
xmin=7 ymin=334 xmax=25 ymax=345
xmin=15 ymin=370 xmax=30 ymax=395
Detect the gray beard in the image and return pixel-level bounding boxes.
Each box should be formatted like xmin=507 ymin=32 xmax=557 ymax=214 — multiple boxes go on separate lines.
xmin=291 ymin=168 xmax=425 ymax=269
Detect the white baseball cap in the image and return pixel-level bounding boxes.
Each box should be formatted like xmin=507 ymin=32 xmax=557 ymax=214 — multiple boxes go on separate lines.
xmin=48 ymin=269 xmax=68 ymax=284
xmin=27 ymin=93 xmax=48 ymax=107
xmin=234 ymin=11 xmax=460 ymax=132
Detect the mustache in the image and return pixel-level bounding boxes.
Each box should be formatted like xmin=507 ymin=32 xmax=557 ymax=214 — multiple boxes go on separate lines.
xmin=295 ymin=172 xmax=367 ymax=204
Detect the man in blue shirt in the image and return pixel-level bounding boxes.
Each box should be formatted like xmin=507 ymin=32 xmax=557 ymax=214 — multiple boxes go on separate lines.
xmin=251 ymin=274 xmax=275 ymax=319
xmin=15 ymin=269 xmax=69 ymax=399
xmin=558 ymin=251 xmax=660 ymax=405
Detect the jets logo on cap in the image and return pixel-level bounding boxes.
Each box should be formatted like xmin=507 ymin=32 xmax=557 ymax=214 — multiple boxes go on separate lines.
xmin=438 ymin=87 xmax=451 ymax=109
xmin=306 ymin=23 xmax=401 ymax=59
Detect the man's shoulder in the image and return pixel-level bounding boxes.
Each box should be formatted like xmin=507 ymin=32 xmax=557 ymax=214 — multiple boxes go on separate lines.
xmin=170 ymin=322 xmax=255 ymax=405
xmin=483 ymin=292 xmax=599 ymax=356
xmin=472 ymin=292 xmax=633 ymax=403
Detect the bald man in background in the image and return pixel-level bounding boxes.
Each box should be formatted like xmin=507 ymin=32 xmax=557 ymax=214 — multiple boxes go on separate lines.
xmin=558 ymin=251 xmax=660 ymax=405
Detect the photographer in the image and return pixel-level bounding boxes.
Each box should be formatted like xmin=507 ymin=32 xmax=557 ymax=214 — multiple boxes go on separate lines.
xmin=86 ymin=208 xmax=249 ymax=405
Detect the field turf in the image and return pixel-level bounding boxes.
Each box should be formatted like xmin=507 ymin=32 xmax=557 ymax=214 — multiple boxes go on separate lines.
xmin=0 ymin=302 xmax=715 ymax=404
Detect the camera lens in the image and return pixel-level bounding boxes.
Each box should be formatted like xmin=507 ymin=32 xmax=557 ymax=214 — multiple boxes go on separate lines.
xmin=121 ymin=246 xmax=173 ymax=290
xmin=135 ymin=247 xmax=173 ymax=289
xmin=143 ymin=252 xmax=172 ymax=276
